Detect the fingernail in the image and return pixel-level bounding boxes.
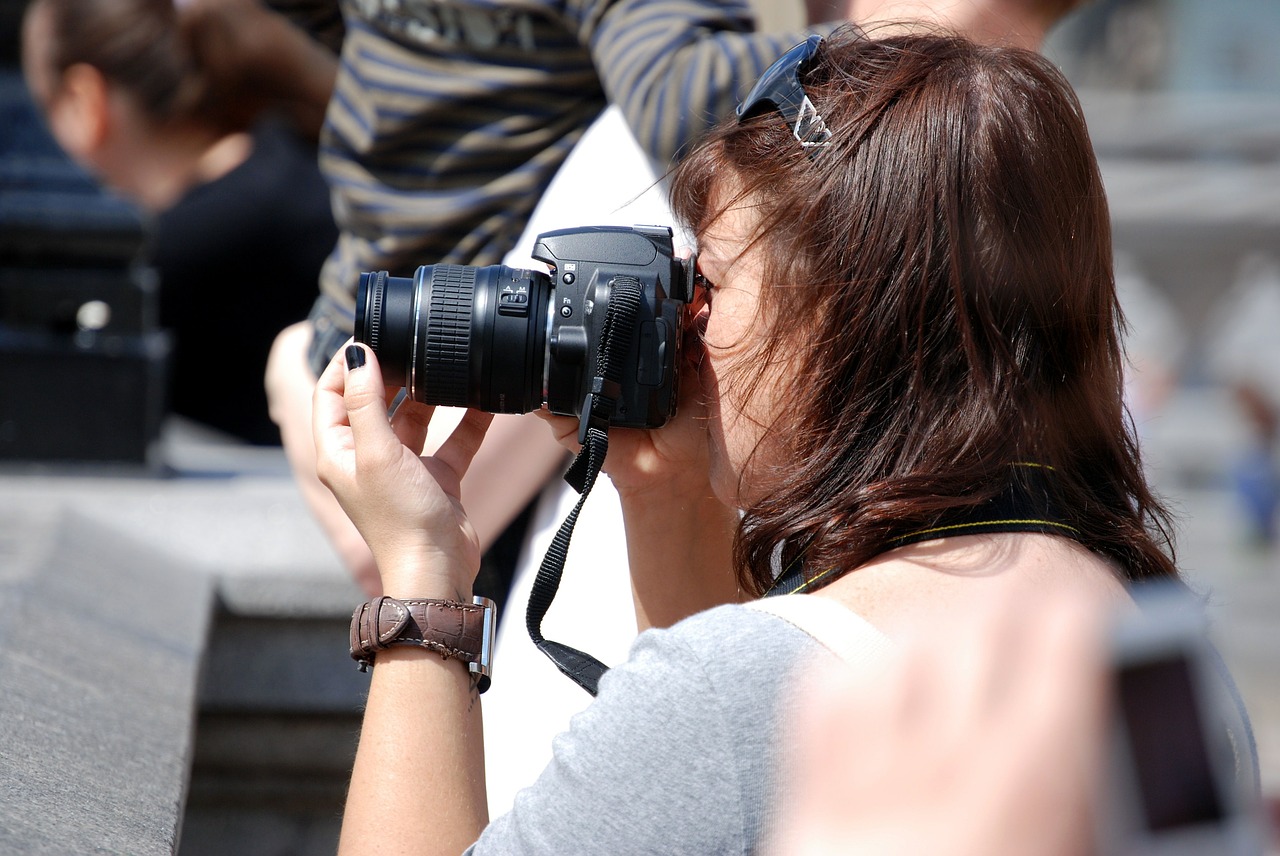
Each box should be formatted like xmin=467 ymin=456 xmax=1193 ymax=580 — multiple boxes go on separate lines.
xmin=345 ymin=344 xmax=366 ymax=370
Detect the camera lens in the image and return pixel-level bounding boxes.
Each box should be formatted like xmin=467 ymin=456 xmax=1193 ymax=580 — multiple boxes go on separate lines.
xmin=356 ymin=264 xmax=551 ymax=414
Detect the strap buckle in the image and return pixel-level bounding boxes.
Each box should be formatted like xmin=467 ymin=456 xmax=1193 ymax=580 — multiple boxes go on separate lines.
xmin=469 ymin=595 xmax=497 ymax=693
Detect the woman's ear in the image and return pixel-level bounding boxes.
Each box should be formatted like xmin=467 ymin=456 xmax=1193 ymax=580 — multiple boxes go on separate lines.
xmin=46 ymin=62 xmax=112 ymax=160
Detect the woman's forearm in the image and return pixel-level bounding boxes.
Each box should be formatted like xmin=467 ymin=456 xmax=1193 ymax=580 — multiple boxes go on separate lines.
xmin=184 ymin=0 xmax=339 ymax=141
xmin=311 ymin=344 xmax=496 ymax=855
xmin=619 ymin=485 xmax=741 ymax=632
xmin=339 ymin=651 xmax=487 ymax=856
xmin=253 ymin=8 xmax=338 ymax=139
xmin=338 ymin=567 xmax=488 ymax=856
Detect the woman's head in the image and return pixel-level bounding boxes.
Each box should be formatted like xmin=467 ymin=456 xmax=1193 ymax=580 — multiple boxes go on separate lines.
xmin=24 ymin=0 xmax=192 ymax=122
xmin=672 ymin=27 xmax=1176 ymax=594
xmin=21 ymin=0 xmax=258 ymax=193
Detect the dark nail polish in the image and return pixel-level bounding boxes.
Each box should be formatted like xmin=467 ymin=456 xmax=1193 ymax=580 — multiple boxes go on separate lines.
xmin=345 ymin=344 xmax=366 ymax=370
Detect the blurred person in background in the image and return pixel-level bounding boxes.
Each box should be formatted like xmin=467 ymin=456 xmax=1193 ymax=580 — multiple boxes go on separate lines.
xmin=1115 ymin=251 xmax=1187 ymax=441
xmin=21 ymin=0 xmax=338 ymax=444
xmin=1205 ymin=252 xmax=1280 ymax=549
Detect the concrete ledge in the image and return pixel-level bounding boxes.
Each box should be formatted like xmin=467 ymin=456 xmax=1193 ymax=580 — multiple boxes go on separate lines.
xmin=0 ymin=433 xmax=356 ymax=855
xmin=0 ymin=507 xmax=212 ymax=855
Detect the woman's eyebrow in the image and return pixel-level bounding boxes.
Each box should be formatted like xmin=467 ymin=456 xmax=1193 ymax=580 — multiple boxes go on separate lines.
xmin=695 ymin=236 xmax=731 ymax=270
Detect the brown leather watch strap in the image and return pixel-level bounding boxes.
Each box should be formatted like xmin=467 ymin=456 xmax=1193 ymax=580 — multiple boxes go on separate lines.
xmin=350 ymin=595 xmax=496 ymax=691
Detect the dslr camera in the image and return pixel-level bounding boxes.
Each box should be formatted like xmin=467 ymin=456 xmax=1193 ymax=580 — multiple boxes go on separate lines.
xmin=356 ymin=225 xmax=696 ymax=436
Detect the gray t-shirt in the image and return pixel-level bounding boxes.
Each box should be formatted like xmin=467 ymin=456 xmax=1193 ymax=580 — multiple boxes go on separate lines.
xmin=465 ymin=593 xmax=1262 ymax=855
xmin=467 ymin=604 xmax=827 ymax=855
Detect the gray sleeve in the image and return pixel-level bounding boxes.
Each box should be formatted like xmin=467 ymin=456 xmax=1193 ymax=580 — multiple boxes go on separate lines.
xmin=465 ymin=607 xmax=815 ymax=855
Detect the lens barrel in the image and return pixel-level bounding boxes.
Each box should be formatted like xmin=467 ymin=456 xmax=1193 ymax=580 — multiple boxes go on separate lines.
xmin=356 ymin=263 xmax=550 ymax=414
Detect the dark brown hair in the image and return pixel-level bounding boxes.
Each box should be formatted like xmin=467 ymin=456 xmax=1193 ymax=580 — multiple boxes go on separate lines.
xmin=670 ymin=26 xmax=1178 ymax=596
xmin=28 ymin=0 xmax=258 ymax=131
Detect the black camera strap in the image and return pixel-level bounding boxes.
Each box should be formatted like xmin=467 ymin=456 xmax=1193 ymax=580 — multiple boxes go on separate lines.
xmin=524 ymin=425 xmax=611 ymax=696
xmin=525 ymin=276 xmax=644 ymax=697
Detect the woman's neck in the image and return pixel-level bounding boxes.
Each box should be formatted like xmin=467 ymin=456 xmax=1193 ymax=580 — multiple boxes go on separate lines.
xmin=122 ymin=123 xmax=254 ymax=212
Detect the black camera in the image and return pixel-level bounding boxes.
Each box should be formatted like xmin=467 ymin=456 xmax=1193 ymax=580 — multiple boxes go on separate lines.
xmin=355 ymin=225 xmax=696 ymax=436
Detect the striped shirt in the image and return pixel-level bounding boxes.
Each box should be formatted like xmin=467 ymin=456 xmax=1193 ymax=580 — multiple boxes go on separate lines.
xmin=305 ymin=0 xmax=829 ymax=371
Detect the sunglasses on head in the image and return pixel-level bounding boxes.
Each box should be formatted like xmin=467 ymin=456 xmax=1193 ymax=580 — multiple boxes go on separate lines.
xmin=735 ymin=35 xmax=832 ymax=154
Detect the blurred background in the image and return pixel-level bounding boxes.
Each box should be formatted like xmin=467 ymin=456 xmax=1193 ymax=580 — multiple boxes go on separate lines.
xmin=1052 ymin=0 xmax=1280 ymax=818
xmin=1 ymin=0 xmax=1278 ymax=851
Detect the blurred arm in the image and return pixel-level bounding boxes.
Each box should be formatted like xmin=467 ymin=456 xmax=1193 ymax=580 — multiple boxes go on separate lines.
xmin=182 ymin=0 xmax=339 ymax=140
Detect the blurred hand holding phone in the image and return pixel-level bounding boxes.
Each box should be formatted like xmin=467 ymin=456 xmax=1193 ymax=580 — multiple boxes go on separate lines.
xmin=1102 ymin=581 xmax=1263 ymax=856
xmin=771 ymin=581 xmax=1266 ymax=856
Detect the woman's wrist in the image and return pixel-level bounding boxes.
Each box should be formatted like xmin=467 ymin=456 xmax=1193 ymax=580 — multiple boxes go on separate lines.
xmin=611 ymin=467 xmax=719 ymax=508
xmin=621 ymin=474 xmax=740 ymax=630
xmin=375 ymin=554 xmax=475 ymax=602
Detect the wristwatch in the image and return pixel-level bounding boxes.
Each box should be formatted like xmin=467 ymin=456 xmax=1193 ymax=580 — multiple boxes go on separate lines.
xmin=349 ymin=595 xmax=496 ymax=693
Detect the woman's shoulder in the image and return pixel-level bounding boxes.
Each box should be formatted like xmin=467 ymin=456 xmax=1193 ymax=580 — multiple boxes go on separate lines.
xmin=472 ymin=604 xmax=823 ymax=855
xmin=645 ymin=600 xmax=824 ymax=654
xmin=611 ymin=601 xmax=831 ymax=697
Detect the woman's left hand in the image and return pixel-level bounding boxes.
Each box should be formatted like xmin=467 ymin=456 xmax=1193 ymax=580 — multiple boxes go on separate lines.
xmin=312 ymin=342 xmax=494 ymax=598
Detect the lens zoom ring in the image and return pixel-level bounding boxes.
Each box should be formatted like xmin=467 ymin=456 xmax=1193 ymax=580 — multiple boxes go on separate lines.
xmin=367 ymin=271 xmax=387 ymax=353
xmin=424 ymin=265 xmax=475 ymax=406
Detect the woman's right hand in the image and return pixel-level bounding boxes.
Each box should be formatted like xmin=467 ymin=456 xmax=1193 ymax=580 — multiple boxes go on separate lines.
xmin=773 ymin=592 xmax=1107 ymax=856
xmin=538 ymin=321 xmax=740 ymax=630
xmin=535 ymin=322 xmax=715 ymax=503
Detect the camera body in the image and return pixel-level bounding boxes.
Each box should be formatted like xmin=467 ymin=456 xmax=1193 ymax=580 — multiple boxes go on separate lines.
xmin=356 ymin=224 xmax=695 ymax=431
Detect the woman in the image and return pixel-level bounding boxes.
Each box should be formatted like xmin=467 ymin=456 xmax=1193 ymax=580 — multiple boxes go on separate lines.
xmin=313 ymin=27 xmax=1194 ymax=855
xmin=21 ymin=0 xmax=337 ymax=444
